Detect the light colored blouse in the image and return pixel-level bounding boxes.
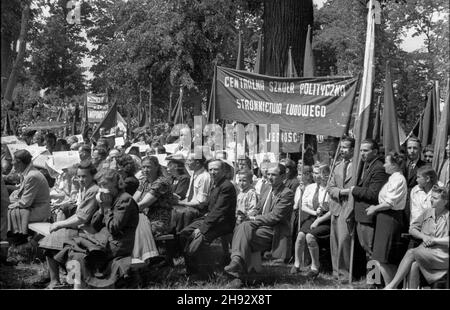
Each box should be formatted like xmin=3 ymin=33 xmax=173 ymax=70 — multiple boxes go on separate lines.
xmin=378 ymin=171 xmax=407 ymax=210
xmin=410 ymin=208 xmax=449 ymax=240
xmin=409 ymin=184 xmax=433 ymax=225
xmin=236 ymin=187 xmax=259 ymax=217
xmin=302 ymin=183 xmax=329 ymax=211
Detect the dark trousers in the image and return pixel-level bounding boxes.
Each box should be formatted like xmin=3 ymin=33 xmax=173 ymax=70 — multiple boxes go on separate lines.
xmin=171 ymin=206 xmax=201 ymax=234
xmin=356 ymin=222 xmax=374 ymax=260
xmin=179 ymin=218 xmax=230 ymax=274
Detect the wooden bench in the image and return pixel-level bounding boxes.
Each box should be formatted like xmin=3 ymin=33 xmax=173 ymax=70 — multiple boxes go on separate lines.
xmin=28 ymin=222 xmax=174 ymax=268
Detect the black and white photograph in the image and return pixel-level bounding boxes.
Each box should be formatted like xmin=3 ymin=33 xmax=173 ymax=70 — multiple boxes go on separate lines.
xmin=0 ymin=0 xmax=448 ymax=294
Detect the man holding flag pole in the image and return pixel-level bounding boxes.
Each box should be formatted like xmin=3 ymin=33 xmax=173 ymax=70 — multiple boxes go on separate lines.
xmin=340 ymin=0 xmax=386 ymax=285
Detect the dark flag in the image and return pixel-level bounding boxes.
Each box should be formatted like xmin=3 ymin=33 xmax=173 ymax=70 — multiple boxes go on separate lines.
xmin=81 ymin=93 xmax=89 ymax=136
xmin=285 ymin=46 xmax=298 ymax=78
xmin=303 ymin=24 xmax=315 ymax=77
xmin=72 ymin=102 xmax=79 ymax=135
xmin=433 ymin=78 xmax=449 ymax=173
xmin=382 ymin=62 xmax=401 ymax=153
xmin=372 ymin=96 xmax=381 ymax=141
xmin=236 ymin=31 xmax=245 ymax=70
xmin=91 ymin=99 xmax=117 ymax=142
xmin=139 ymin=101 xmax=147 ymax=127
xmin=207 ymin=65 xmax=217 ymax=124
xmin=420 ymin=86 xmax=437 ymax=147
xmin=254 ymin=35 xmax=264 ymax=74
xmin=171 ymin=87 xmax=184 ymax=125
xmin=4 ymin=110 xmax=16 ymax=136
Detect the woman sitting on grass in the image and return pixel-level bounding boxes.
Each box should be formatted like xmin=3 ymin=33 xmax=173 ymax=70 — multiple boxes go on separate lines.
xmin=384 ymin=185 xmax=449 ymax=289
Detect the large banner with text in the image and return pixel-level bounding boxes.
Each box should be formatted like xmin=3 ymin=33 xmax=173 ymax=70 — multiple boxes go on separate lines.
xmin=215 ymin=66 xmax=358 ymax=138
xmin=87 ymin=93 xmax=108 ymax=123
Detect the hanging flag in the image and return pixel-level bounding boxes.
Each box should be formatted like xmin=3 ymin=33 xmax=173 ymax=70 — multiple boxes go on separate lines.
xmin=284 ymin=46 xmax=298 ymax=78
xmin=343 ymin=0 xmax=376 ymax=232
xmin=139 ymin=101 xmax=147 ymax=127
xmin=433 ymin=78 xmax=449 ymax=173
xmin=171 ymin=87 xmax=184 ymax=125
xmin=236 ymin=32 xmax=245 ymax=70
xmin=406 ymin=112 xmax=423 ymax=142
xmin=382 ymin=62 xmax=401 ymax=153
xmin=72 ymin=102 xmax=79 ymax=135
xmin=207 ymin=65 xmax=217 ymax=124
xmin=116 ymin=111 xmax=128 ymax=139
xmin=91 ymin=99 xmax=117 ymax=142
xmin=4 ymin=110 xmax=16 ymax=136
xmin=303 ymin=24 xmax=315 ymax=77
xmin=281 ymin=45 xmax=301 ymax=153
xmin=80 ymin=93 xmax=89 ymax=136
xmin=372 ymin=96 xmax=381 ymax=141
xmin=254 ymin=35 xmax=264 ymax=74
xmin=420 ymin=86 xmax=437 ymax=147
xmin=434 ymin=81 xmax=441 ymax=131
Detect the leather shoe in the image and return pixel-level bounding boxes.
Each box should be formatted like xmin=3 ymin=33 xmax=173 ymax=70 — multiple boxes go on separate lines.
xmin=224 ymin=258 xmax=244 ymax=278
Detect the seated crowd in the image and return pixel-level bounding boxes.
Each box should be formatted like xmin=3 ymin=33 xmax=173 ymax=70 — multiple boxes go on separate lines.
xmin=0 ymin=128 xmax=449 ymax=289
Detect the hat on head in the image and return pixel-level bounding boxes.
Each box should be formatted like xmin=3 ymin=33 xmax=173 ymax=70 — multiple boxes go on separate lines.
xmin=166 ymin=153 xmax=185 ymax=165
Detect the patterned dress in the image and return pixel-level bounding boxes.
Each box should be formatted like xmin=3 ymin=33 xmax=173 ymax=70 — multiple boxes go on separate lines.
xmin=136 ymin=176 xmax=175 ymax=236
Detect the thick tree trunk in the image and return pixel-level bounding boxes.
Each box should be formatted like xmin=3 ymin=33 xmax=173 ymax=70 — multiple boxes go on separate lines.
xmin=3 ymin=2 xmax=30 ymax=106
xmin=1 ymin=36 xmax=14 ymax=96
xmin=263 ymin=0 xmax=313 ymax=77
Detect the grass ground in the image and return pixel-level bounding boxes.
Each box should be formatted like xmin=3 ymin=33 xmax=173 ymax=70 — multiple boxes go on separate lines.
xmin=0 ymin=241 xmax=367 ymax=290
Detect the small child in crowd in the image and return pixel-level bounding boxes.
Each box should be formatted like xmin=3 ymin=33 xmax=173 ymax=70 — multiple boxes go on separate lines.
xmin=235 ymin=169 xmax=259 ymax=225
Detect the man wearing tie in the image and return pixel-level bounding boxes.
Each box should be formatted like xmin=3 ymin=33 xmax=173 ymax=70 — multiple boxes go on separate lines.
xmin=224 ymin=163 xmax=294 ymax=279
xmin=328 ymin=136 xmax=354 ymax=281
xmin=351 ymin=139 xmax=388 ymax=260
xmin=403 ymin=137 xmax=426 ymax=230
xmin=404 ymin=137 xmax=426 ymax=189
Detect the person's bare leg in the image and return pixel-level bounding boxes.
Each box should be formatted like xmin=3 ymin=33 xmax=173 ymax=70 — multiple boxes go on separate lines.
xmin=293 ymin=232 xmax=306 ymax=268
xmin=306 ymin=233 xmax=320 ymax=271
xmin=379 ymin=263 xmax=396 ymax=285
xmin=384 ymin=249 xmax=414 ymax=289
xmin=46 ymin=256 xmax=61 ymax=289
xmin=408 ymin=261 xmax=421 ymax=289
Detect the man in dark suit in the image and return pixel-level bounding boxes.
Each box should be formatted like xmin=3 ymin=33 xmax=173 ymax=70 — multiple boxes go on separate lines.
xmin=350 ymin=139 xmax=388 ymax=260
xmin=224 ymin=163 xmax=294 ymax=279
xmin=404 ymin=137 xmax=426 ymax=189
xmin=403 ymin=137 xmax=426 ymax=229
xmin=179 ymin=159 xmax=237 ymax=278
xmin=328 ymin=136 xmax=354 ymax=280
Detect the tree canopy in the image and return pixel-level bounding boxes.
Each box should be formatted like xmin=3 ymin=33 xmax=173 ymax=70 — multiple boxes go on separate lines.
xmin=1 ymin=0 xmax=448 ymax=133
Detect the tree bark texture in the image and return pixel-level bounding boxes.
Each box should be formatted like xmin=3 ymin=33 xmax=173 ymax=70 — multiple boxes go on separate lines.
xmin=263 ymin=0 xmax=313 ymax=77
xmin=4 ymin=2 xmax=30 ymax=105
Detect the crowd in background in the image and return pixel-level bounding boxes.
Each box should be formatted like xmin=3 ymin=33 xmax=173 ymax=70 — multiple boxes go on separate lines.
xmin=0 ymin=122 xmax=449 ymax=289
